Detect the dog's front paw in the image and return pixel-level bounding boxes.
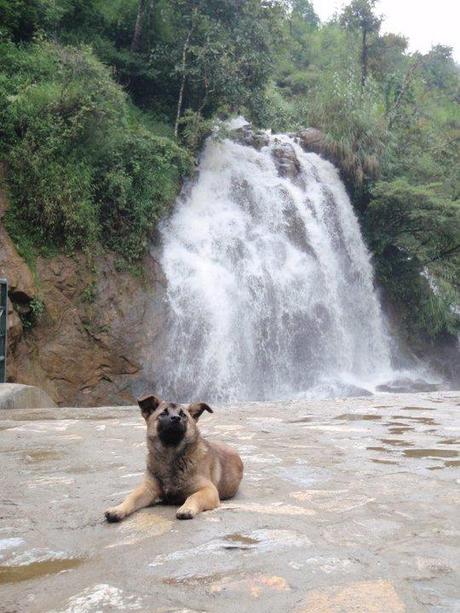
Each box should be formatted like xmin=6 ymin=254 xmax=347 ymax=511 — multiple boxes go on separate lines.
xmin=176 ymin=505 xmax=197 ymax=520
xmin=105 ymin=506 xmax=126 ymax=523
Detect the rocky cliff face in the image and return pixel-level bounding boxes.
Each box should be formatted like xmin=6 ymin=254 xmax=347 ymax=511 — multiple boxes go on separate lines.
xmin=8 ymin=253 xmax=167 ymax=406
xmin=2 ymin=250 xmax=167 ymax=407
xmin=1 ymin=169 xmax=166 ymax=406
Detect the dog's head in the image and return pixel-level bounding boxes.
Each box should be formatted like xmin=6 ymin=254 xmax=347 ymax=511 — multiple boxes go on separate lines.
xmin=137 ymin=394 xmax=213 ymax=447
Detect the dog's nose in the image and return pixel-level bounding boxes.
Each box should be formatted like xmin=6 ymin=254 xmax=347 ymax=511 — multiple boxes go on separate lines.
xmin=170 ymin=415 xmax=181 ymax=423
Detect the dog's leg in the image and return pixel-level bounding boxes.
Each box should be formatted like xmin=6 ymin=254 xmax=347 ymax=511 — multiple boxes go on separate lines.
xmin=176 ymin=481 xmax=220 ymax=520
xmin=105 ymin=477 xmax=160 ymax=523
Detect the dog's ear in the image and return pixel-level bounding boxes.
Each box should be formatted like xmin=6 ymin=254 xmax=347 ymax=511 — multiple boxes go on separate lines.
xmin=188 ymin=402 xmax=213 ymax=421
xmin=137 ymin=394 xmax=161 ymax=420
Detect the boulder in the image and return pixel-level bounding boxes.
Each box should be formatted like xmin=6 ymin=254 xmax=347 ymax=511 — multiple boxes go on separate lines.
xmin=376 ymin=378 xmax=441 ymax=394
xmin=295 ymin=127 xmax=326 ymax=153
xmin=0 ymin=383 xmax=56 ymax=409
xmin=232 ymin=124 xmax=270 ymax=150
xmin=271 ymin=142 xmax=301 ymax=179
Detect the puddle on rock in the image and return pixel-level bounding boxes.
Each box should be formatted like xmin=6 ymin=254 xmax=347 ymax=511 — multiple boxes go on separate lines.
xmin=371 ymin=459 xmax=399 ymax=465
xmin=7 ymin=413 xmax=120 ymax=422
xmin=149 ymin=529 xmax=310 ymax=568
xmin=162 ymin=572 xmax=226 ymax=586
xmin=380 ymin=439 xmax=414 ymax=447
xmin=400 ymin=406 xmax=436 ymax=412
xmin=0 ymin=558 xmax=83 ymax=584
xmin=392 ymin=416 xmax=438 ymax=425
xmin=444 ymin=460 xmax=460 ymax=468
xmin=224 ymin=533 xmax=261 ymax=545
xmin=367 ymin=446 xmax=391 ymax=453
xmin=388 ymin=426 xmax=415 ymax=435
xmin=5 ymin=414 xmax=69 ymax=422
xmin=64 ymin=465 xmax=101 ymax=475
xmin=224 ymin=501 xmax=315 ymax=516
xmin=335 ymin=414 xmax=382 ymax=421
xmin=23 ymin=450 xmax=63 ymax=463
xmin=438 ymin=438 xmax=459 ymax=446
xmin=288 ymin=417 xmax=313 ymax=423
xmin=403 ymin=449 xmax=459 ymax=459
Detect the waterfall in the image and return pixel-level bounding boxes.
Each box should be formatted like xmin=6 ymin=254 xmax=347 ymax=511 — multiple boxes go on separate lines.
xmin=156 ymin=124 xmax=395 ymax=402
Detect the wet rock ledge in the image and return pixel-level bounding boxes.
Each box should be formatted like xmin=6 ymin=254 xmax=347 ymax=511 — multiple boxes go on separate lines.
xmin=0 ymin=391 xmax=459 ymax=612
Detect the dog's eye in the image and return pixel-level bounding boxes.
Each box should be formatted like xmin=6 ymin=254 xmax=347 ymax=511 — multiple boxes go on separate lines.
xmin=179 ymin=409 xmax=185 ymax=417
xmin=161 ymin=409 xmax=168 ymax=416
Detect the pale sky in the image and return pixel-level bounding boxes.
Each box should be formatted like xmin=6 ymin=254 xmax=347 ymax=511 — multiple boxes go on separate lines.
xmin=312 ymin=0 xmax=460 ymax=62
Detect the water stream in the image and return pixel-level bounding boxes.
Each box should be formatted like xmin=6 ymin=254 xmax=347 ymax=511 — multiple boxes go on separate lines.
xmin=157 ymin=124 xmax=398 ymax=401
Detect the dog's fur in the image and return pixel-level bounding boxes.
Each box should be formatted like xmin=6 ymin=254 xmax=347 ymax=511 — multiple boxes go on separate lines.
xmin=105 ymin=395 xmax=243 ymax=521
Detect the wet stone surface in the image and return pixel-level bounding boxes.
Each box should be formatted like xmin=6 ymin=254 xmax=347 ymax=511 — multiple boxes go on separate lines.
xmin=0 ymin=392 xmax=459 ymax=612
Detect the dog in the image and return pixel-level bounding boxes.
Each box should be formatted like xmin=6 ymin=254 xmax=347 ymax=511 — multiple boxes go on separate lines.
xmin=105 ymin=395 xmax=243 ymax=521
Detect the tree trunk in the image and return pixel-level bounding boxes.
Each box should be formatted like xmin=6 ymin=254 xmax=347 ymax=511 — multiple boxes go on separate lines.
xmin=147 ymin=0 xmax=155 ymax=28
xmin=174 ymin=23 xmax=194 ymax=139
xmin=387 ymin=58 xmax=420 ymax=128
xmin=361 ymin=28 xmax=368 ymax=88
xmin=131 ymin=0 xmax=146 ymax=53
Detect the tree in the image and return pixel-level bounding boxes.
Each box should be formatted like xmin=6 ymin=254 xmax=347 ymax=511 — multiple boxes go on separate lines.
xmin=364 ymin=180 xmax=460 ymax=338
xmin=421 ymin=45 xmax=458 ymax=93
xmin=174 ymin=6 xmax=197 ymax=137
xmin=340 ymin=0 xmax=382 ymax=87
xmin=289 ymin=0 xmax=319 ymax=28
xmin=368 ymin=33 xmax=408 ymax=82
xmin=131 ymin=0 xmax=152 ymax=52
xmin=168 ymin=0 xmax=280 ymax=132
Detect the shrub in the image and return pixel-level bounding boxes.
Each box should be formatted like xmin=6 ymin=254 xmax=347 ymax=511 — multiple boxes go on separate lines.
xmin=364 ymin=180 xmax=459 ymax=339
xmin=97 ymin=129 xmax=191 ymax=261
xmin=178 ymin=110 xmax=214 ymax=154
xmin=0 ymin=40 xmax=191 ymax=260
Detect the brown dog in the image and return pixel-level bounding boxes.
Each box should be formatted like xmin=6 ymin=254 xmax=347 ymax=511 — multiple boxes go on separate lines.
xmin=105 ymin=395 xmax=243 ymax=521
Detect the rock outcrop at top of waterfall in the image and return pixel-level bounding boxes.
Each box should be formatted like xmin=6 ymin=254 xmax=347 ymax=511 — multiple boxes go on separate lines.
xmin=233 ymin=123 xmax=379 ymax=192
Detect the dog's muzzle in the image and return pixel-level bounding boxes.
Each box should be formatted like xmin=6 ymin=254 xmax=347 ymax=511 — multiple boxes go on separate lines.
xmin=158 ymin=416 xmax=186 ymax=446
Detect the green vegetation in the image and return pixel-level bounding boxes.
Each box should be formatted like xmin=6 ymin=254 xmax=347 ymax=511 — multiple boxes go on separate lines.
xmin=0 ymin=0 xmax=458 ymax=343
xmin=364 ymin=181 xmax=459 ymax=340
xmin=81 ymin=282 xmax=97 ymax=304
xmin=18 ymin=296 xmax=45 ymax=329
xmin=0 ymin=40 xmax=191 ymax=261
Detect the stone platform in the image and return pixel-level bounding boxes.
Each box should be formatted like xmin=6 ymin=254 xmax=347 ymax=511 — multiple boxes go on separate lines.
xmin=0 ymin=392 xmax=459 ymax=612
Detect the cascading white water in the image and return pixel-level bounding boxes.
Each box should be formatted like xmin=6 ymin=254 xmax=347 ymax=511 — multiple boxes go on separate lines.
xmin=157 ymin=124 xmax=395 ymax=402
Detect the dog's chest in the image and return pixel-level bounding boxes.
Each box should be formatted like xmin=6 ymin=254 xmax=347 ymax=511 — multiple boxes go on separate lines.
xmin=154 ymin=456 xmax=194 ymax=500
